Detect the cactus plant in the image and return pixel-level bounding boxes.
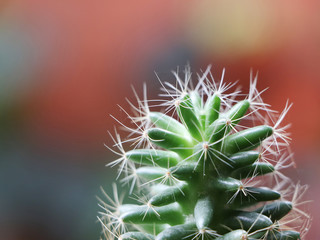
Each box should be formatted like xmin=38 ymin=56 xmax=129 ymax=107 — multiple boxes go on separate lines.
xmin=98 ymin=66 xmax=310 ymax=240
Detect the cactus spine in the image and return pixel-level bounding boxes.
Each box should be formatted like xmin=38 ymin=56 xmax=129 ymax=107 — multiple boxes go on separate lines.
xmin=98 ymin=66 xmax=310 ymax=240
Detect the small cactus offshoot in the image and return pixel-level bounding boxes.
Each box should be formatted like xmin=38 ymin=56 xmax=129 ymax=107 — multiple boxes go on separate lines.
xmin=98 ymin=66 xmax=310 ymax=240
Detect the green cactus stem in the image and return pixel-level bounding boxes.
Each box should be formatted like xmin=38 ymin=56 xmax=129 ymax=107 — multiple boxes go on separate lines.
xmin=98 ymin=66 xmax=310 ymax=240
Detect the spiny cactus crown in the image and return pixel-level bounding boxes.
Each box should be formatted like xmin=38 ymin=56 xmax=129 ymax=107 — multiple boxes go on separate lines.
xmin=98 ymin=66 xmax=310 ymax=240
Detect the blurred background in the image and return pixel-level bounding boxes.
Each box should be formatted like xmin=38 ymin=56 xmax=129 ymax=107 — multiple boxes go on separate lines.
xmin=0 ymin=0 xmax=319 ymax=239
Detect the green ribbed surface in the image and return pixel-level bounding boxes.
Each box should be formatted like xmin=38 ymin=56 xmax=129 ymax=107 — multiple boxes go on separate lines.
xmin=98 ymin=66 xmax=308 ymax=240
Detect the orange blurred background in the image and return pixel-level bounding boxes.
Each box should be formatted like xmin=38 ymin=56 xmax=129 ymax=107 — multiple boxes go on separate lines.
xmin=0 ymin=1 xmax=319 ymax=239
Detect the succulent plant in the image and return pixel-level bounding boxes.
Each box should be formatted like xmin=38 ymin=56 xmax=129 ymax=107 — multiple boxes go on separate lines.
xmin=98 ymin=66 xmax=310 ymax=240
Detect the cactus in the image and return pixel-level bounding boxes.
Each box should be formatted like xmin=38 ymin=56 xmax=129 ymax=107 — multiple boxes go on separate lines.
xmin=98 ymin=66 xmax=310 ymax=240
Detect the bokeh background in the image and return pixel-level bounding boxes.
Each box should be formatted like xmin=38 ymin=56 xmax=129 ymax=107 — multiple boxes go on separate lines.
xmin=0 ymin=1 xmax=319 ymax=239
